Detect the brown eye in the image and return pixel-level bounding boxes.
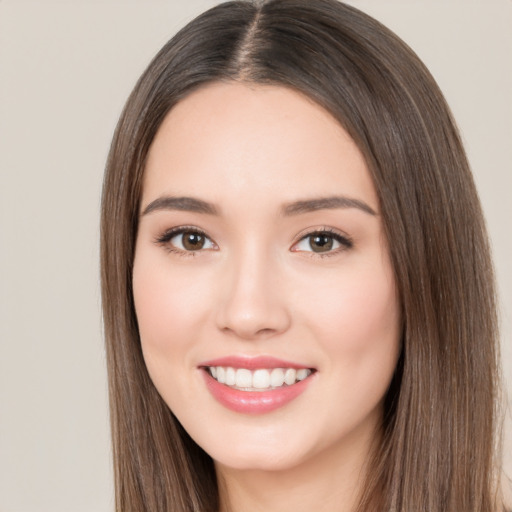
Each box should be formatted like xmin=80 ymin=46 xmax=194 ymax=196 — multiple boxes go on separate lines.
xmin=164 ymin=229 xmax=215 ymax=252
xmin=292 ymin=230 xmax=353 ymax=254
xmin=182 ymin=232 xmax=206 ymax=250
xmin=309 ymin=234 xmax=334 ymax=252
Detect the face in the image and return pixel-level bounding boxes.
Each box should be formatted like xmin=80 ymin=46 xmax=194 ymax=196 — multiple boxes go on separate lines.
xmin=133 ymin=82 xmax=401 ymax=474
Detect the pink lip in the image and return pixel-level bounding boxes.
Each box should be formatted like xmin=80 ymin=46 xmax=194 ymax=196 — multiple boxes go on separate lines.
xmin=199 ymin=355 xmax=311 ymax=370
xmin=199 ymin=356 xmax=316 ymax=414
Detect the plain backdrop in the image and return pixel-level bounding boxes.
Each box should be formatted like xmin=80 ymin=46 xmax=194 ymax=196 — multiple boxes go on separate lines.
xmin=0 ymin=1 xmax=510 ymax=511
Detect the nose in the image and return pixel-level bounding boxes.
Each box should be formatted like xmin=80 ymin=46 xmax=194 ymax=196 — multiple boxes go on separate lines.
xmin=215 ymin=247 xmax=291 ymax=340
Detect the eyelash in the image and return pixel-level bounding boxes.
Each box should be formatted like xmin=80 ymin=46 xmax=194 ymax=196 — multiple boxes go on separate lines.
xmin=154 ymin=226 xmax=353 ymax=257
xmin=292 ymin=227 xmax=353 ymax=258
xmin=154 ymin=226 xmax=214 ymax=257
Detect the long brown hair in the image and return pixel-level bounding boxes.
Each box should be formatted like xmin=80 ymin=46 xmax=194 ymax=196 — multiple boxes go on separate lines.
xmin=100 ymin=1 xmax=504 ymax=510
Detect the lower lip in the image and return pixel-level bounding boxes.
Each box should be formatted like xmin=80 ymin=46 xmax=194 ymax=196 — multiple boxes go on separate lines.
xmin=202 ymin=370 xmax=314 ymax=414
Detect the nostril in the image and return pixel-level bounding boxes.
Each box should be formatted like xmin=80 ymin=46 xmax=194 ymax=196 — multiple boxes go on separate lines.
xmin=255 ymin=327 xmax=277 ymax=337
xmin=220 ymin=324 xmax=279 ymax=341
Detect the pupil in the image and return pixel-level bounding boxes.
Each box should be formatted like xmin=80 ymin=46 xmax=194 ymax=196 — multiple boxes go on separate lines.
xmin=183 ymin=232 xmax=205 ymax=250
xmin=310 ymin=234 xmax=333 ymax=252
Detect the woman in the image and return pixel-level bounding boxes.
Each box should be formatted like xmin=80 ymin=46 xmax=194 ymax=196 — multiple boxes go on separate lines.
xmin=100 ymin=1 xmax=505 ymax=510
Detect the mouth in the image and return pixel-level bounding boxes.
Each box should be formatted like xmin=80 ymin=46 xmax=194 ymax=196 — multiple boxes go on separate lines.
xmin=204 ymin=366 xmax=314 ymax=391
xmin=199 ymin=357 xmax=317 ymax=414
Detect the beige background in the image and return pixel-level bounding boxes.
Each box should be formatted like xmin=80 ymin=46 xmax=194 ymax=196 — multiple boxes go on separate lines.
xmin=0 ymin=1 xmax=510 ymax=511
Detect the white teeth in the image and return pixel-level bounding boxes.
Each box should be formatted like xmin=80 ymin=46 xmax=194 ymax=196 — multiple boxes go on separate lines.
xmin=235 ymin=368 xmax=252 ymax=388
xmin=216 ymin=366 xmax=226 ymax=384
xmin=296 ymin=369 xmax=309 ymax=381
xmin=270 ymin=368 xmax=285 ymax=387
xmin=225 ymin=367 xmax=236 ymax=386
xmin=284 ymin=368 xmax=296 ymax=385
xmin=208 ymin=366 xmax=312 ymax=390
xmin=253 ymin=369 xmax=270 ymax=389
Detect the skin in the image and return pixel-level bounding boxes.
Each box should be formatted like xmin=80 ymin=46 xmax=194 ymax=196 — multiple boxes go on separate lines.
xmin=133 ymin=82 xmax=401 ymax=512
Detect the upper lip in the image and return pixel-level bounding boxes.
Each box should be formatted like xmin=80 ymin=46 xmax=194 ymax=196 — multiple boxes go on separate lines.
xmin=199 ymin=355 xmax=314 ymax=370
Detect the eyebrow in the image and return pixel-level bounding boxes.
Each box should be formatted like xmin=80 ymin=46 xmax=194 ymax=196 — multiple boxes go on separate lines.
xmin=141 ymin=194 xmax=377 ymax=217
xmin=142 ymin=196 xmax=219 ymax=216
xmin=281 ymin=196 xmax=377 ymax=216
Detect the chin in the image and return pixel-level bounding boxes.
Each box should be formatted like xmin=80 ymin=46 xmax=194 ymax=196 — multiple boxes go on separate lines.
xmin=189 ymin=421 xmax=310 ymax=472
xmin=212 ymin=446 xmax=308 ymax=473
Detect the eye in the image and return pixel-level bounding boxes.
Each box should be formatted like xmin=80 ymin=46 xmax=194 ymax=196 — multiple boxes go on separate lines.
xmin=156 ymin=227 xmax=216 ymax=252
xmin=292 ymin=230 xmax=352 ymax=254
xmin=172 ymin=231 xmax=215 ymax=251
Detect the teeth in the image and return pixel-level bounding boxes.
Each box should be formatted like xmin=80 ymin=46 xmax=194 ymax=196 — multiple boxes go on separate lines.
xmin=225 ymin=367 xmax=236 ymax=386
xmin=270 ymin=368 xmax=285 ymax=387
xmin=296 ymin=369 xmax=309 ymax=381
xmin=253 ymin=369 xmax=270 ymax=389
xmin=207 ymin=366 xmax=312 ymax=391
xmin=235 ymin=369 xmax=252 ymax=388
xmin=284 ymin=368 xmax=296 ymax=385
xmin=216 ymin=366 xmax=226 ymax=384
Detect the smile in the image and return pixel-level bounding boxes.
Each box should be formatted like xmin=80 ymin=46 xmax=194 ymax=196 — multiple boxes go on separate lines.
xmin=207 ymin=366 xmax=313 ymax=391
xmin=200 ymin=357 xmax=316 ymax=414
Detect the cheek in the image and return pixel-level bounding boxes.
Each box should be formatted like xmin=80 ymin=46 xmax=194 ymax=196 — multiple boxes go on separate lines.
xmin=132 ymin=253 xmax=217 ymax=414
xmin=297 ymin=259 xmax=401 ymax=439
xmin=296 ymin=257 xmax=400 ymax=368
xmin=132 ymin=255 xmax=211 ymax=359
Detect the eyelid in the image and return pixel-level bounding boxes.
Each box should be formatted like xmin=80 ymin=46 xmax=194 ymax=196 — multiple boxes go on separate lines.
xmin=154 ymin=225 xmax=352 ymax=256
xmin=154 ymin=225 xmax=217 ymax=253
xmin=290 ymin=227 xmax=353 ymax=254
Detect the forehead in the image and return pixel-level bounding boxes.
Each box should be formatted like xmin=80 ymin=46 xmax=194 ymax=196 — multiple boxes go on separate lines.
xmin=143 ymin=82 xmax=378 ymax=211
